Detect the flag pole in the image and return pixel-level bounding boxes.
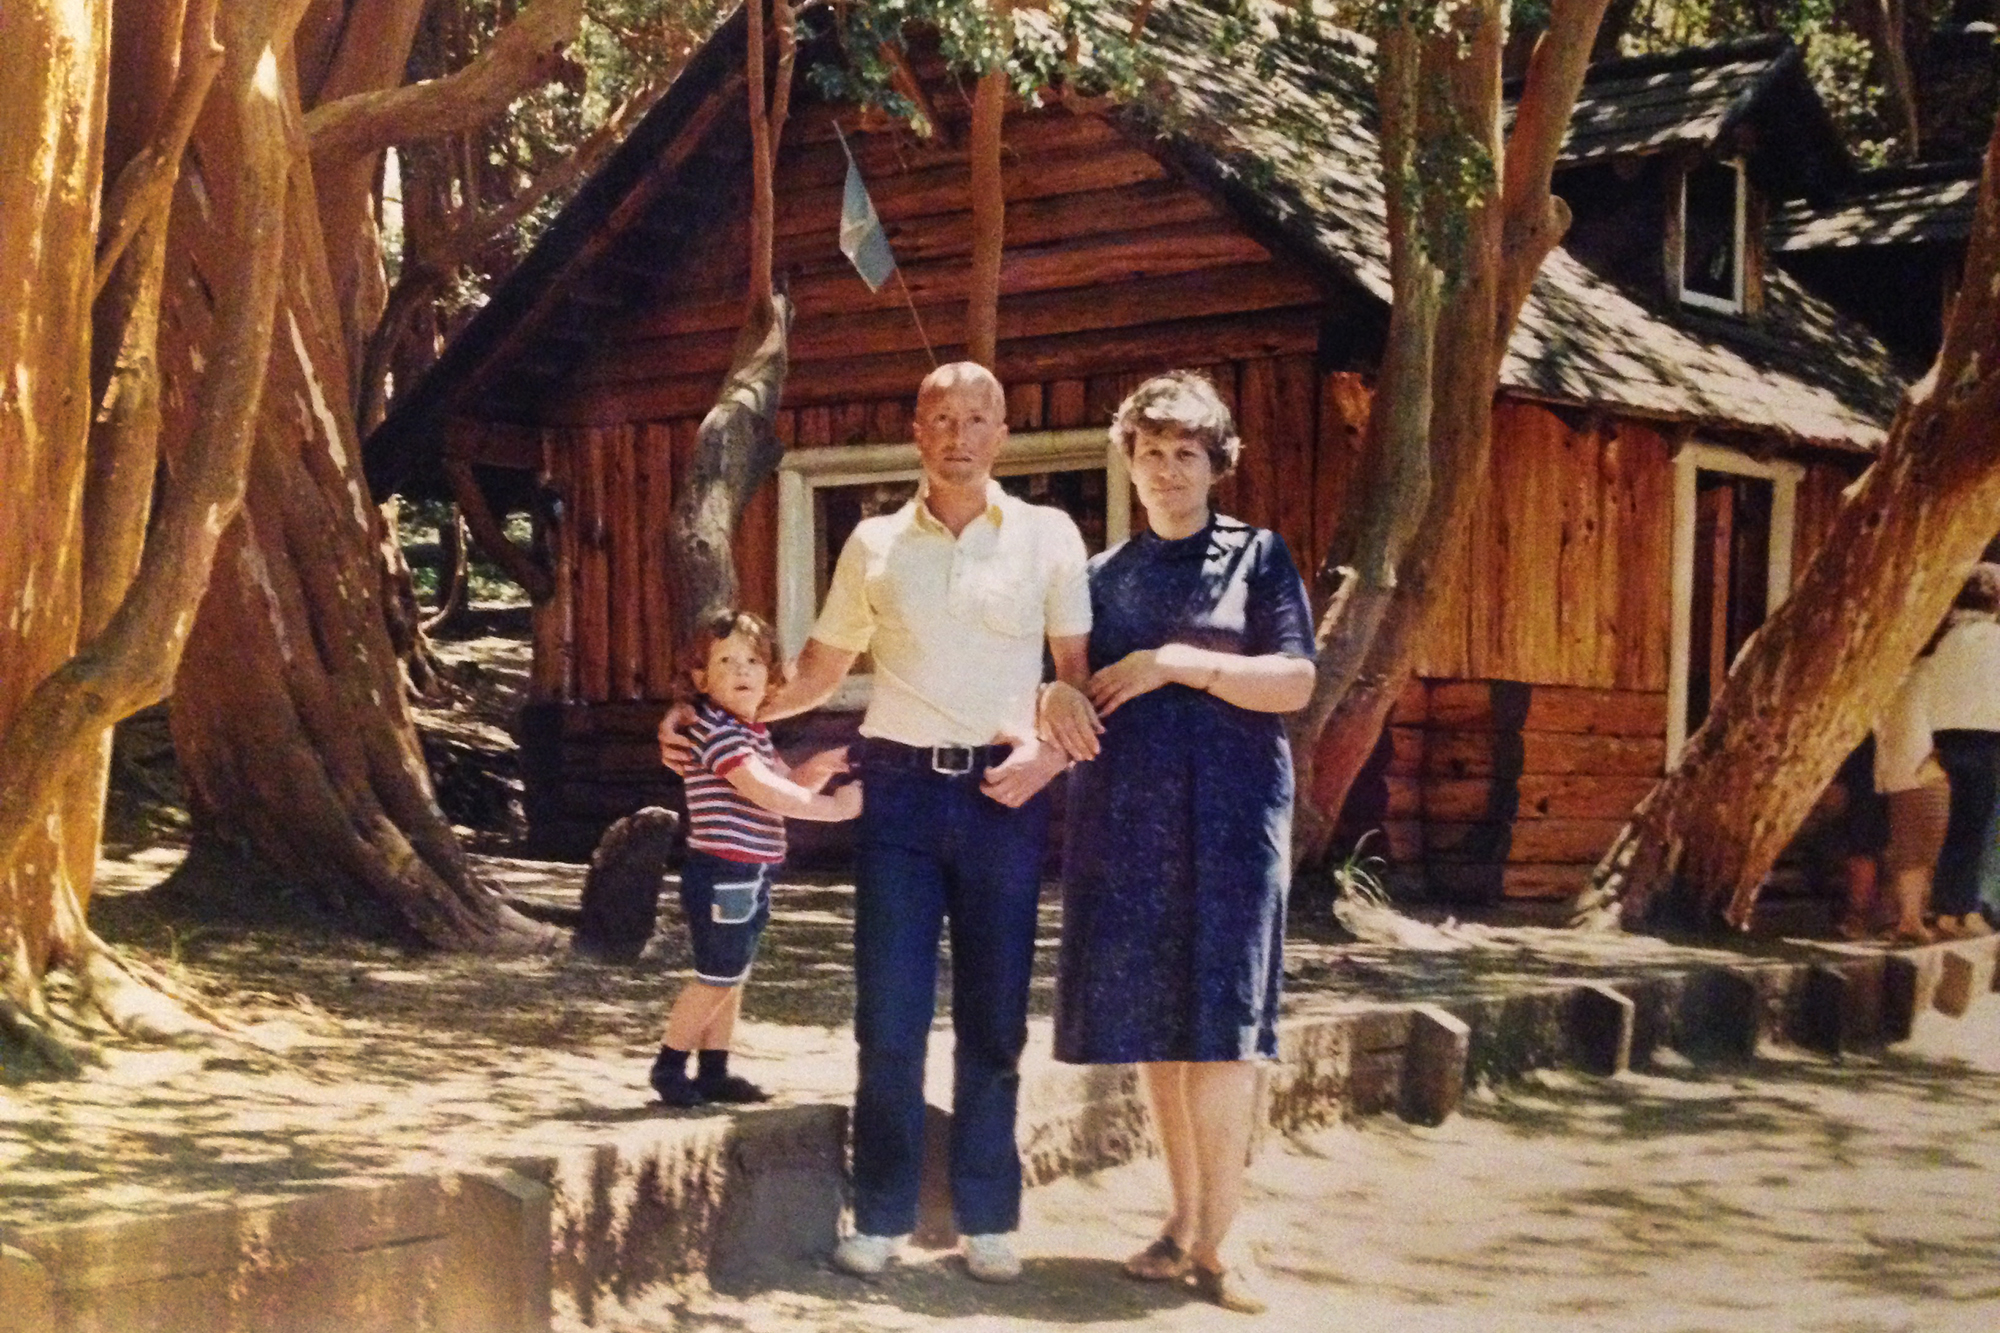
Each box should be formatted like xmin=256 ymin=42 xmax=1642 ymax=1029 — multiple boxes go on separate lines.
xmin=896 ymin=269 xmax=938 ymax=368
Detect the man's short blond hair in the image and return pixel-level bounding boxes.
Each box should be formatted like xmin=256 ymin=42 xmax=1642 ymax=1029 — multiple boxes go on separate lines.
xmin=917 ymin=361 xmax=1005 ymax=412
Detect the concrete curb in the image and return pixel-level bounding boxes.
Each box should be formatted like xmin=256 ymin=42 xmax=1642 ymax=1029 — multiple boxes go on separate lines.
xmin=10 ymin=932 xmax=1996 ymax=1333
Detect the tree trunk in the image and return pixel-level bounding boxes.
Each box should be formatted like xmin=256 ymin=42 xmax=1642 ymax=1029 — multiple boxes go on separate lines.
xmin=423 ymin=504 xmax=472 ymax=635
xmin=1292 ymin=1 xmax=1610 ymax=863
xmin=162 ymin=1 xmax=576 ymax=951
xmin=1574 ymin=123 xmax=2000 ymax=931
xmin=667 ymin=1 xmax=798 ymax=649
xmin=2 ymin=0 xmax=302 ymax=1072
xmin=669 ymin=299 xmax=795 ymax=643
xmin=966 ymin=66 xmax=1006 ymax=368
xmin=0 ymin=0 xmax=113 ymax=1062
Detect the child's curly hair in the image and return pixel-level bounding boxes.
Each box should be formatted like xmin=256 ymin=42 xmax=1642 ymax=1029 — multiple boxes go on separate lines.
xmin=678 ymin=609 xmax=784 ymax=701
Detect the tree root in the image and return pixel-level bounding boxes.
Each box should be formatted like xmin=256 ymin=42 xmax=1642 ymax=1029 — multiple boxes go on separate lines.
xmin=0 ymin=994 xmax=87 ymax=1081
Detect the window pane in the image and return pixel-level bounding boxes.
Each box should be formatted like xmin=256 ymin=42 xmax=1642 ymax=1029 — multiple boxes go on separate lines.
xmin=997 ymin=467 xmax=1110 ymax=554
xmin=1683 ymin=160 xmax=1740 ymax=304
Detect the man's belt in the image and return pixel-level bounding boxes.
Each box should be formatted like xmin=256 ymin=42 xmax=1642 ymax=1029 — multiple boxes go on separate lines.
xmin=858 ymin=737 xmax=1012 ymax=777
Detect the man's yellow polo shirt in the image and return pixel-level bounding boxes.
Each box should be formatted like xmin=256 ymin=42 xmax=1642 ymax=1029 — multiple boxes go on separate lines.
xmin=811 ymin=480 xmax=1091 ymax=747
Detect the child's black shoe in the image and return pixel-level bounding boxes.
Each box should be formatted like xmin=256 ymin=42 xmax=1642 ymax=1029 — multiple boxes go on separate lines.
xmin=697 ymin=1072 xmax=772 ymax=1104
xmin=650 ymin=1048 xmax=705 ymax=1107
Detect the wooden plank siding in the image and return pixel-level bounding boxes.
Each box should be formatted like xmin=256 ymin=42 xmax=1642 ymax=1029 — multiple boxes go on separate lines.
xmin=1412 ymin=403 xmax=1674 ymax=693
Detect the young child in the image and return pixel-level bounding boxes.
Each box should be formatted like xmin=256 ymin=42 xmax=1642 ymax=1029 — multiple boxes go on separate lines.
xmin=650 ymin=610 xmax=860 ymax=1107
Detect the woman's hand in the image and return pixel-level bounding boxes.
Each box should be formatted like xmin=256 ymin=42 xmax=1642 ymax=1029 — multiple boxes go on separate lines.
xmin=1039 ymin=681 xmax=1103 ymax=760
xmin=1086 ymin=649 xmax=1179 ymax=716
xmin=981 ymin=736 xmax=1070 ymax=808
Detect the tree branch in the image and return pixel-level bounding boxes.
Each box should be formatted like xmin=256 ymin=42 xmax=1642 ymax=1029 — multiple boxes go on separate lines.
xmin=92 ymin=0 xmax=223 ymax=297
xmin=356 ymin=88 xmax=653 ymax=427
xmin=302 ymin=0 xmax=582 ymax=165
xmin=1494 ymin=0 xmax=1612 ymax=341
xmin=443 ymin=459 xmax=554 ymax=603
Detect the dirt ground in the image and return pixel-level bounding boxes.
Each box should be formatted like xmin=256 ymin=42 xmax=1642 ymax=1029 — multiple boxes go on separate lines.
xmin=11 ymin=594 xmax=1975 ymax=1332
xmin=610 ymin=996 xmax=2000 ymax=1333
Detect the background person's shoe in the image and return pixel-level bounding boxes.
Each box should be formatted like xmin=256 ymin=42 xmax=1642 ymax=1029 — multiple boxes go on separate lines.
xmin=831 ymin=1232 xmax=905 ymax=1277
xmin=961 ymin=1233 xmax=1022 ymax=1283
xmin=1123 ymin=1234 xmax=1192 ymax=1281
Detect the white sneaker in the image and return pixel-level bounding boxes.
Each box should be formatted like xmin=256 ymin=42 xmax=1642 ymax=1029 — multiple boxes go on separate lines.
xmin=831 ymin=1232 xmax=905 ymax=1276
xmin=962 ymin=1232 xmax=1022 ymax=1283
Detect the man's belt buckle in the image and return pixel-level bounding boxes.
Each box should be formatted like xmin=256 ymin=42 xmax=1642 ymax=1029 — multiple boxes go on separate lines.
xmin=929 ymin=744 xmax=976 ymax=776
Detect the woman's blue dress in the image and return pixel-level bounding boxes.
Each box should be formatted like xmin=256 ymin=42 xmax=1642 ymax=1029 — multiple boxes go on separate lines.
xmin=1055 ymin=515 xmax=1315 ymax=1064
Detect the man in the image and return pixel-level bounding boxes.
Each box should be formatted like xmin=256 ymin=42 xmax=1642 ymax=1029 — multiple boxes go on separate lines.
xmin=669 ymin=362 xmax=1089 ymax=1281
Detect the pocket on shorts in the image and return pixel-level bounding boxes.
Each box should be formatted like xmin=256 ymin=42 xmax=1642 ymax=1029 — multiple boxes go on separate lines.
xmin=710 ymin=877 xmax=763 ymax=925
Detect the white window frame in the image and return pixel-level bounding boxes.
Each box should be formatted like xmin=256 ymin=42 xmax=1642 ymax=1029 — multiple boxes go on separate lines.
xmin=1678 ymin=157 xmax=1747 ymax=314
xmin=1666 ymin=441 xmax=1802 ymax=764
xmin=775 ymin=428 xmax=1130 ymax=711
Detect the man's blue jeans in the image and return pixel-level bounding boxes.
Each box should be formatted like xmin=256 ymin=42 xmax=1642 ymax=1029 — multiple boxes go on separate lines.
xmin=849 ymin=759 xmax=1050 ymax=1238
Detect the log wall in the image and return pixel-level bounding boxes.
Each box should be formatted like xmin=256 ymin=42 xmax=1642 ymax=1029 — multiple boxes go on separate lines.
xmin=1345 ymin=678 xmax=1669 ymax=910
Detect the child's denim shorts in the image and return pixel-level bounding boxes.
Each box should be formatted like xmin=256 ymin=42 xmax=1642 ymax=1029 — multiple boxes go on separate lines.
xmin=677 ymin=849 xmax=776 ymax=984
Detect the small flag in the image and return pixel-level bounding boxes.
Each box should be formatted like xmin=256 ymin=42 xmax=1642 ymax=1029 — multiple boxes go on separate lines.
xmin=834 ymin=125 xmax=898 ymax=293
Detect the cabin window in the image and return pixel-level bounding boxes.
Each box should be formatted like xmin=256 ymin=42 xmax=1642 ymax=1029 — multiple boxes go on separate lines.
xmin=1680 ymin=159 xmax=1746 ymax=313
xmin=1666 ymin=443 xmax=1800 ymax=763
xmin=776 ymin=429 xmax=1130 ymax=709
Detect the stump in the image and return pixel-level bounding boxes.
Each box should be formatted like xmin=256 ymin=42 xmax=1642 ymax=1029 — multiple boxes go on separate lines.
xmin=574 ymin=807 xmax=681 ymax=962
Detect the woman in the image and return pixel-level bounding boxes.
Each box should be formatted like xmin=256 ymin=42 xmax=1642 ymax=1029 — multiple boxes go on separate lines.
xmin=1041 ymin=372 xmax=1315 ymax=1314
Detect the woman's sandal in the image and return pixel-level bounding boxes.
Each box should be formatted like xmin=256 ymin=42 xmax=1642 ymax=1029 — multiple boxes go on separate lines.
xmin=1123 ymin=1235 xmax=1192 ymax=1282
xmin=1189 ymin=1262 xmax=1268 ymax=1315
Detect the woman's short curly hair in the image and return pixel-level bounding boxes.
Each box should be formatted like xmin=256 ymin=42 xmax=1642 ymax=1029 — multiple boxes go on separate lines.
xmin=1109 ymin=371 xmax=1242 ymax=477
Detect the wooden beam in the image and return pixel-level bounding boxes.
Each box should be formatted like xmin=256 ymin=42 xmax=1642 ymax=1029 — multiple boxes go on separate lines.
xmin=544 ymin=307 xmax=1324 ymax=424
xmin=629 ymin=218 xmax=1274 ymax=340
xmin=582 ymin=260 xmax=1320 ymax=387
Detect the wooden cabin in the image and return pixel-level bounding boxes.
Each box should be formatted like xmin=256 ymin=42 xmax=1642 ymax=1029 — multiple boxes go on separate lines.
xmin=366 ymin=3 xmax=1904 ymax=915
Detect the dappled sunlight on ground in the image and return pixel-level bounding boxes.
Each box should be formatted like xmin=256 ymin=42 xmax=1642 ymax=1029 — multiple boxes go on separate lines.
xmin=4 ymin=838 xmax=1981 ymax=1295
xmin=647 ymin=999 xmax=2000 ymax=1333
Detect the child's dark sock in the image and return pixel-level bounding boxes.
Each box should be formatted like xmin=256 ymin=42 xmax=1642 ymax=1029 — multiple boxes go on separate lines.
xmin=650 ymin=1045 xmax=702 ymax=1107
xmin=696 ymin=1048 xmax=771 ymax=1104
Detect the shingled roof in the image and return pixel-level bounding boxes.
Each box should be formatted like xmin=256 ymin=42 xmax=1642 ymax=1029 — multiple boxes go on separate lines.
xmin=1556 ymin=35 xmax=1793 ymax=164
xmin=1140 ymin=2 xmax=1899 ymax=448
xmin=366 ymin=1 xmax=1901 ymax=484
xmin=1770 ymin=158 xmax=1982 ymax=252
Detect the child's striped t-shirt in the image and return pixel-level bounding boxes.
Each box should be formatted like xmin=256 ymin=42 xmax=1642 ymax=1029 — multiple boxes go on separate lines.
xmin=684 ymin=697 xmax=786 ymax=864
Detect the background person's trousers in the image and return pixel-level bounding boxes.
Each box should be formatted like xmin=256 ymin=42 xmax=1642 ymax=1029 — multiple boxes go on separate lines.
xmin=1935 ymin=730 xmax=2000 ymax=920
